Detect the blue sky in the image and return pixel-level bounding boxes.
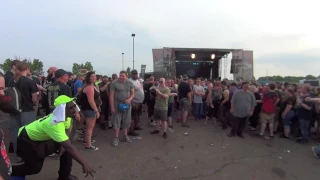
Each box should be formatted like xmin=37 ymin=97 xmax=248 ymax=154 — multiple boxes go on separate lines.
xmin=0 ymin=0 xmax=319 ymax=78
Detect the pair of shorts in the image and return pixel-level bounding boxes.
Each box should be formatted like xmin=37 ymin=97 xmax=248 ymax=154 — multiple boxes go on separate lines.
xmin=82 ymin=110 xmax=96 ymax=119
xmin=260 ymin=112 xmax=275 ymax=124
xmin=132 ymin=102 xmax=143 ymax=120
xmin=282 ymin=110 xmax=295 ymax=127
xmin=167 ymin=103 xmax=173 ymax=117
xmin=112 ymin=106 xmax=132 ymax=129
xmin=178 ymin=98 xmax=190 ymax=112
xmin=154 ymin=108 xmax=168 ymax=121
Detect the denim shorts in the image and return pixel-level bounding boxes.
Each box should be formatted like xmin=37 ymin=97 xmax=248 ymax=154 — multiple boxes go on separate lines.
xmin=282 ymin=110 xmax=295 ymax=127
xmin=82 ymin=110 xmax=96 ymax=118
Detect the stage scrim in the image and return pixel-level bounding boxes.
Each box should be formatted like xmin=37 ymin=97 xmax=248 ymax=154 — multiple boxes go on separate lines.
xmin=152 ymin=48 xmax=174 ymax=78
xmin=230 ymin=50 xmax=253 ymax=81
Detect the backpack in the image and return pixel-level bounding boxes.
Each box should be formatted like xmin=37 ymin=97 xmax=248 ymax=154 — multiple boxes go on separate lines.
xmin=76 ymin=85 xmax=88 ymax=105
xmin=261 ymin=92 xmax=278 ymax=114
xmin=0 ymin=87 xmax=22 ymax=114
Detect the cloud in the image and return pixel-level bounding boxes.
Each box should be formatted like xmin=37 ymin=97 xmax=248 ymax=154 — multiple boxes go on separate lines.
xmin=0 ymin=0 xmax=319 ymax=77
xmin=254 ymin=51 xmax=320 ymax=78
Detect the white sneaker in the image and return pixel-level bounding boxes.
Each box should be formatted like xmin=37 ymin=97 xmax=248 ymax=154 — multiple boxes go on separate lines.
xmin=149 ymin=121 xmax=156 ymax=126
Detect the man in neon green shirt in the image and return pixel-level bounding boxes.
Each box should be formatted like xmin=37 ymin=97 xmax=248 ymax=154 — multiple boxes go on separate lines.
xmin=11 ymin=95 xmax=96 ymax=180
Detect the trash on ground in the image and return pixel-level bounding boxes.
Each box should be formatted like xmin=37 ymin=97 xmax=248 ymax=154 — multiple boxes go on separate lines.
xmin=211 ymin=144 xmax=214 ymax=146
xmin=184 ymin=132 xmax=189 ymax=136
xmin=133 ymin=137 xmax=142 ymax=140
xmin=222 ymin=147 xmax=226 ymax=149
xmin=279 ymin=157 xmax=282 ymax=159
xmin=175 ymin=167 xmax=177 ymax=169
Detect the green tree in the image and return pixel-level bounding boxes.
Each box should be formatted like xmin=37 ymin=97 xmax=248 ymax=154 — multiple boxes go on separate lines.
xmin=126 ymin=67 xmax=131 ymax=77
xmin=305 ymin=74 xmax=317 ymax=80
xmin=30 ymin=59 xmax=44 ymax=75
xmin=72 ymin=61 xmax=94 ymax=74
xmin=0 ymin=58 xmax=13 ymax=72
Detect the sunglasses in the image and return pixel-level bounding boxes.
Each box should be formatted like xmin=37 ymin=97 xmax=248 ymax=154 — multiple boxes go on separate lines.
xmin=68 ymin=101 xmax=80 ymax=112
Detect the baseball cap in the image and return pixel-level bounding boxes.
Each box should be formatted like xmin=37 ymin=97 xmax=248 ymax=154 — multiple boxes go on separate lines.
xmin=55 ymin=69 xmax=69 ymax=78
xmin=54 ymin=95 xmax=75 ymax=107
xmin=131 ymin=69 xmax=138 ymax=74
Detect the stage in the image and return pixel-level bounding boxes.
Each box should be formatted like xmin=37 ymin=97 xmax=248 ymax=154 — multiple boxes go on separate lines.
xmin=152 ymin=48 xmax=254 ymax=81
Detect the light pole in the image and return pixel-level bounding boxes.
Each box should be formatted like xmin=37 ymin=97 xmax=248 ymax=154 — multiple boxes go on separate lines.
xmin=122 ymin=53 xmax=124 ymax=70
xmin=131 ymin=33 xmax=135 ymax=69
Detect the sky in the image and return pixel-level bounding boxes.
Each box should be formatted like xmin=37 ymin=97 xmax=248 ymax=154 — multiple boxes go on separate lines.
xmin=0 ymin=0 xmax=319 ymax=78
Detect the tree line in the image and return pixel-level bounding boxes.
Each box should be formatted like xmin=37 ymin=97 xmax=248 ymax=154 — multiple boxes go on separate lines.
xmin=0 ymin=58 xmax=98 ymax=75
xmin=257 ymin=75 xmax=320 ymax=83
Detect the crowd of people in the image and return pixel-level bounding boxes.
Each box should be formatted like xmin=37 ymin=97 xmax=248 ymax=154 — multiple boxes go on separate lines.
xmin=1 ymin=60 xmax=320 ymax=179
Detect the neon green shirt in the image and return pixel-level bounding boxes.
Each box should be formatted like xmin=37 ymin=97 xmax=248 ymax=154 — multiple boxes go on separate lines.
xmin=95 ymin=81 xmax=101 ymax=85
xmin=18 ymin=114 xmax=71 ymax=143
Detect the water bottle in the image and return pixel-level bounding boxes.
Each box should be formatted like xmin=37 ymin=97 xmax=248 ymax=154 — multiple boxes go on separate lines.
xmin=133 ymin=136 xmax=142 ymax=140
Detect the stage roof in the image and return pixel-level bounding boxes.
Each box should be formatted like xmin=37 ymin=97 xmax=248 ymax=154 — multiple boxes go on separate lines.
xmin=168 ymin=47 xmax=242 ymax=53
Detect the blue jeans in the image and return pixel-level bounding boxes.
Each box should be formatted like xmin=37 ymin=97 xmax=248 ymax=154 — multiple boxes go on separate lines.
xmin=193 ymin=103 xmax=203 ymax=120
xmin=282 ymin=110 xmax=295 ymax=127
xmin=299 ymin=119 xmax=311 ymax=141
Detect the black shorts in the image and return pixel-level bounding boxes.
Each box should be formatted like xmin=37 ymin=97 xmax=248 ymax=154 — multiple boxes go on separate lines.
xmin=167 ymin=103 xmax=173 ymax=117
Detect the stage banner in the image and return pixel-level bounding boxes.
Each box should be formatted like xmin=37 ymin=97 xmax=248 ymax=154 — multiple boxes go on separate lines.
xmin=231 ymin=50 xmax=253 ymax=81
xmin=152 ymin=48 xmax=174 ymax=78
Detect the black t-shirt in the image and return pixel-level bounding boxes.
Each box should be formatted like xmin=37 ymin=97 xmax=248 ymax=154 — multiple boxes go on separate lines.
xmin=16 ymin=76 xmax=38 ymax=112
xmin=143 ymin=83 xmax=153 ymax=102
xmin=297 ymin=95 xmax=313 ymax=120
xmin=254 ymin=92 xmax=262 ymax=109
xmin=4 ymin=71 xmax=13 ymax=87
xmin=67 ymin=80 xmax=73 ymax=87
xmin=178 ymin=81 xmax=191 ymax=100
xmin=99 ymin=82 xmax=108 ymax=100
xmin=46 ymin=81 xmax=71 ymax=111
xmin=280 ymin=96 xmax=296 ymax=113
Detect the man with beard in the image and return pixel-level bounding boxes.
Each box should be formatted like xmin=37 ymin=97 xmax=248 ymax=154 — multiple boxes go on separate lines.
xmin=128 ymin=70 xmax=144 ymax=136
xmin=98 ymin=76 xmax=109 ymax=130
xmin=45 ymin=69 xmax=80 ymax=180
xmin=43 ymin=67 xmax=58 ymax=115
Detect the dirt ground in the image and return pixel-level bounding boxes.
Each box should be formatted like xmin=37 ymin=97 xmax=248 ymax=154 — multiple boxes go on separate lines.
xmin=1 ymin=112 xmax=320 ymax=180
